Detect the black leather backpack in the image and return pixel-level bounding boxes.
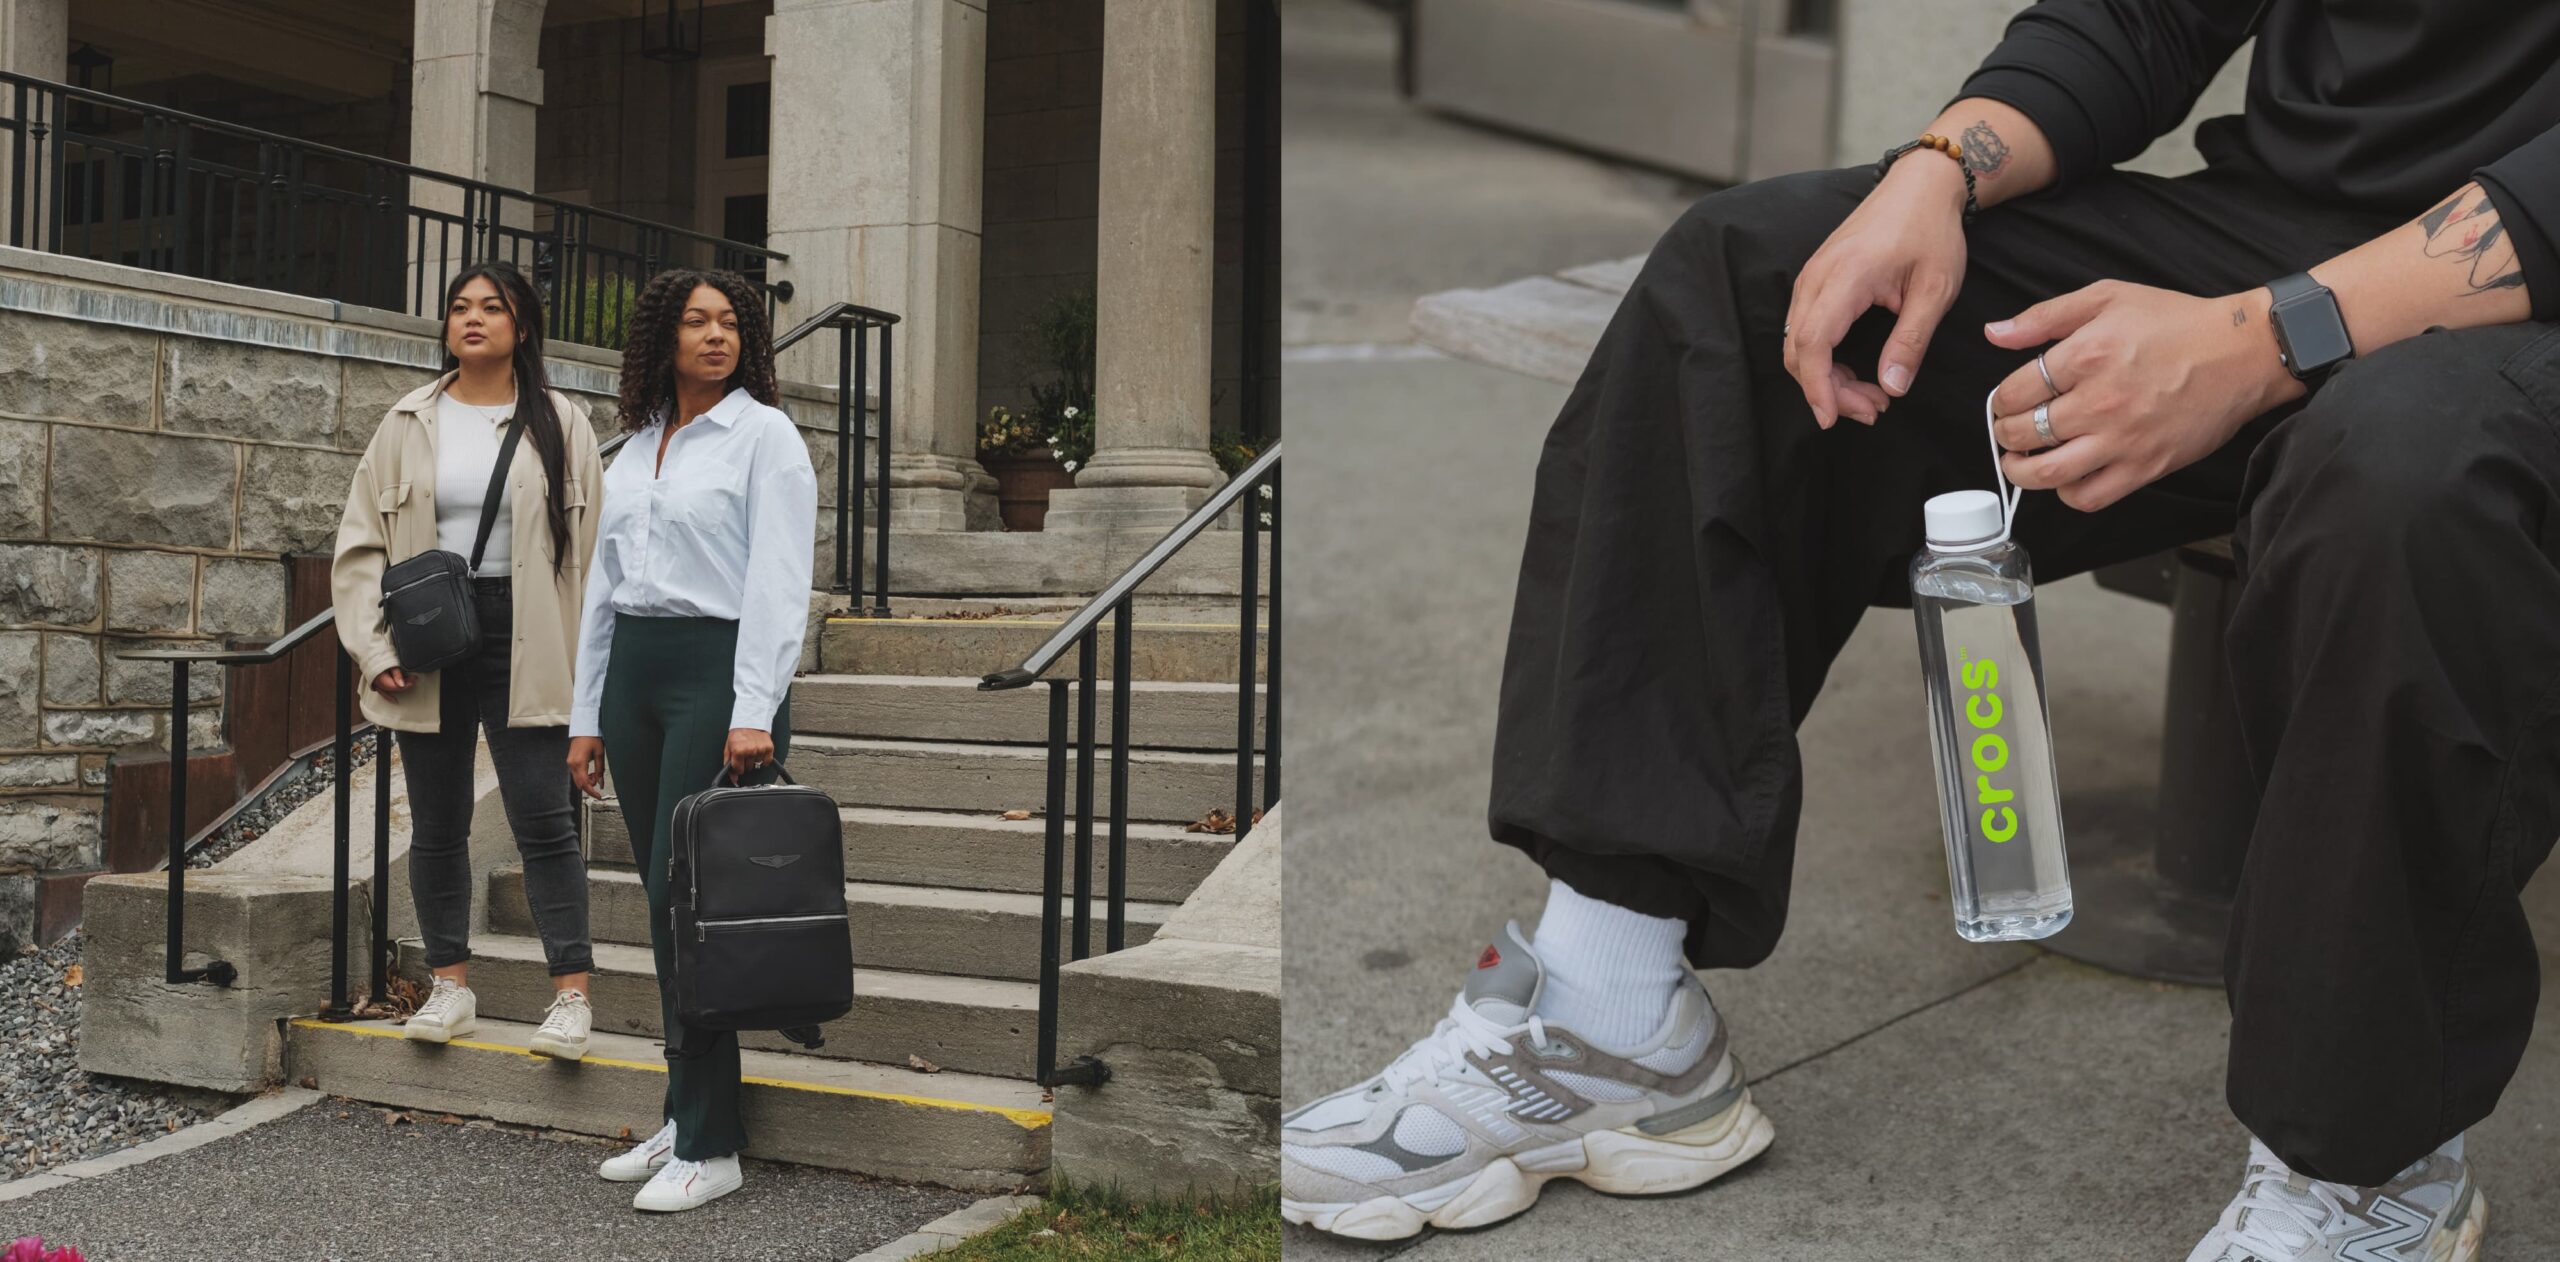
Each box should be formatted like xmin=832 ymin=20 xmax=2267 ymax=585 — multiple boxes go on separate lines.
xmin=667 ymin=761 xmax=851 ymax=1049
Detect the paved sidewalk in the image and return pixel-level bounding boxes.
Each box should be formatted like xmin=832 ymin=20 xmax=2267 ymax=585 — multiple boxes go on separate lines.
xmin=1280 ymin=2 xmax=2560 ymax=1257
xmin=0 ymin=1102 xmax=975 ymax=1261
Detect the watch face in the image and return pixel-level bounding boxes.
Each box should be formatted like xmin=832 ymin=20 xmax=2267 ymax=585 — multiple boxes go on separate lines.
xmin=2275 ymin=292 xmax=2354 ymax=375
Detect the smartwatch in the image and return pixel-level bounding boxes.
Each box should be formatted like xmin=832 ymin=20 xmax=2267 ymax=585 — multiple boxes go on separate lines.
xmin=2265 ymin=272 xmax=2353 ymax=385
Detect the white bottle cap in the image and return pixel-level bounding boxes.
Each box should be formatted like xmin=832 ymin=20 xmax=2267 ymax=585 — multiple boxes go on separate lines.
xmin=1924 ymin=489 xmax=2004 ymax=549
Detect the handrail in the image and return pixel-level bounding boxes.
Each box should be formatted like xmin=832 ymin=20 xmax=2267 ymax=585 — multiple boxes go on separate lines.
xmin=980 ymin=440 xmax=1284 ymax=691
xmin=975 ymin=442 xmax=1281 ymax=1089
xmin=111 ymin=606 xmax=339 ymax=666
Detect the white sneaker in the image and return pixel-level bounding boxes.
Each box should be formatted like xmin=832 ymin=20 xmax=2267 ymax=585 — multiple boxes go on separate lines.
xmin=528 ymin=989 xmax=592 ymax=1061
xmin=633 ymin=1152 xmax=744 ymax=1212
xmin=403 ymin=977 xmax=476 ymax=1043
xmin=2186 ymin=1138 xmax=2485 ymax=1262
xmin=599 ymin=1119 xmax=678 ymax=1183
xmin=1281 ymin=922 xmax=1771 ymax=1241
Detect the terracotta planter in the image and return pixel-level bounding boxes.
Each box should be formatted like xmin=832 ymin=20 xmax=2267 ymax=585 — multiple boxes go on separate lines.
xmin=981 ymin=453 xmax=1076 ymax=531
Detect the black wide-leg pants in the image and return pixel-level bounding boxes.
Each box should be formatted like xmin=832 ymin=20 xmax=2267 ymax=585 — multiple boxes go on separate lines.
xmin=1489 ymin=119 xmax=2560 ymax=1185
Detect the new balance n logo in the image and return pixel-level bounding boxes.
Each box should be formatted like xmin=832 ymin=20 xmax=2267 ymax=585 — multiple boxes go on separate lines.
xmin=2337 ymin=1196 xmax=2431 ymax=1262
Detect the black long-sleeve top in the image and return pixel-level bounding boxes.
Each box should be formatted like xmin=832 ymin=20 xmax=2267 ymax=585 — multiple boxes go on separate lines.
xmin=1959 ymin=0 xmax=2560 ymax=320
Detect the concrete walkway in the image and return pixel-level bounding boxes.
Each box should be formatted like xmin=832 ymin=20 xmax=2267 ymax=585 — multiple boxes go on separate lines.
xmin=0 ymin=1102 xmax=976 ymax=1261
xmin=1279 ymin=2 xmax=2560 ymax=1257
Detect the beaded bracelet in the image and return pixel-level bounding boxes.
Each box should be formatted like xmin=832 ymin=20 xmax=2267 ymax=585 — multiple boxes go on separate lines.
xmin=1877 ymin=134 xmax=1979 ymax=226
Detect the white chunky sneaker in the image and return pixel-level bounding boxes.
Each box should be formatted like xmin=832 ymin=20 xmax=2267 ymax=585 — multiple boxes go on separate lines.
xmin=1281 ymin=923 xmax=1770 ymax=1241
xmin=528 ymin=989 xmax=592 ymax=1061
xmin=2186 ymin=1138 xmax=2485 ymax=1262
xmin=402 ymin=977 xmax=476 ymax=1043
xmin=633 ymin=1152 xmax=744 ymax=1212
xmin=599 ymin=1119 xmax=679 ymax=1183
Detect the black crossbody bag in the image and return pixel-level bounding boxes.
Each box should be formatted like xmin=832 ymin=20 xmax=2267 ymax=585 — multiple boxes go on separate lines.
xmin=377 ymin=419 xmax=524 ymax=674
xmin=667 ymin=761 xmax=852 ymax=1050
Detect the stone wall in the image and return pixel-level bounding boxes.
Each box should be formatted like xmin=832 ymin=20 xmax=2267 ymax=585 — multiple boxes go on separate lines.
xmin=0 ymin=244 xmax=864 ymax=949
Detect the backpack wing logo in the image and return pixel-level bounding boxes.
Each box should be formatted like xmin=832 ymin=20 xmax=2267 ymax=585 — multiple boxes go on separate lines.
xmin=748 ymin=854 xmax=802 ymax=869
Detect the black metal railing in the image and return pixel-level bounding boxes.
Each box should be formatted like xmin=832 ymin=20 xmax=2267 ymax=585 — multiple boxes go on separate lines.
xmin=0 ymin=71 xmax=789 ymax=347
xmin=981 ymin=443 xmax=1282 ymax=1088
xmin=116 ymin=301 xmax=897 ymax=1010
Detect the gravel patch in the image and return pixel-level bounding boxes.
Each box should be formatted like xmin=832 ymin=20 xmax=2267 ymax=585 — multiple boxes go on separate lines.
xmin=0 ymin=934 xmax=237 ymax=1180
xmin=1 ymin=1104 xmax=979 ymax=1261
xmin=188 ymin=735 xmax=383 ymax=870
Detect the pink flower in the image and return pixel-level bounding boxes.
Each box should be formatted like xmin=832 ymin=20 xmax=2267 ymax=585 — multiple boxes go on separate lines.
xmin=5 ymin=1240 xmax=83 ymax=1262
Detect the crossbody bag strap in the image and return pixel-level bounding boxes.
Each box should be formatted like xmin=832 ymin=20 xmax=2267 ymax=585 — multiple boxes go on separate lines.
xmin=467 ymin=418 xmax=527 ymax=574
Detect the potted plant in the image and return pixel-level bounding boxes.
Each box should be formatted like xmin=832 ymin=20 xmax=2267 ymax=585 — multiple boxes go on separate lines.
xmin=976 ymin=292 xmax=1097 ymax=531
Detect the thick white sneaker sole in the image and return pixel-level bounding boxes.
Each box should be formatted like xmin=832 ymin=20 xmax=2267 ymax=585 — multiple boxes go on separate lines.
xmin=1282 ymin=1090 xmax=1776 ymax=1241
xmin=2436 ymin=1190 xmax=2486 ymax=1262
xmin=402 ymin=1016 xmax=474 ymax=1044
xmin=528 ymin=1028 xmax=588 ymax=1061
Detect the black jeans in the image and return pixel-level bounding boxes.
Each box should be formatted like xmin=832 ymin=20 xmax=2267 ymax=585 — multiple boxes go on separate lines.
xmin=1490 ymin=118 xmax=2560 ymax=1186
xmin=395 ymin=578 xmax=594 ymax=977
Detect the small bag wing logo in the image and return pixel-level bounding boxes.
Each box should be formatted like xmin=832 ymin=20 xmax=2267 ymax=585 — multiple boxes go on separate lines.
xmin=748 ymin=854 xmax=801 ymax=869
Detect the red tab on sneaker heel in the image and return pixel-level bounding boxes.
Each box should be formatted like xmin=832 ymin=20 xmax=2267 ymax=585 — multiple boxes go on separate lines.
xmin=1476 ymin=945 xmax=1502 ymax=970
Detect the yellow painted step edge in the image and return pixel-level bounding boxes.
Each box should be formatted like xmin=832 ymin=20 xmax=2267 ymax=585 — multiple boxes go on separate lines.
xmin=287 ymin=1018 xmax=1051 ymax=1131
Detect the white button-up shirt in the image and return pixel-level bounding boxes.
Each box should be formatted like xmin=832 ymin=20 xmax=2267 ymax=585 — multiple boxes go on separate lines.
xmin=568 ymin=387 xmax=817 ymax=737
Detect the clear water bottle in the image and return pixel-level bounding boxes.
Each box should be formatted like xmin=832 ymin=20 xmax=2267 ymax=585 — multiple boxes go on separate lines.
xmin=1911 ymin=489 xmax=2072 ymax=942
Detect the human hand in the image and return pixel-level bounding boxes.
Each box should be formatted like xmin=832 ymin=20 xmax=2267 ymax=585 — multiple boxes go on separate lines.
xmin=1986 ymin=281 xmax=2303 ymax=513
xmin=723 ymin=728 xmax=775 ymax=781
xmin=1783 ymin=154 xmax=1971 ymax=427
xmin=568 ymin=736 xmax=608 ymax=800
xmin=372 ymin=668 xmax=414 ymax=696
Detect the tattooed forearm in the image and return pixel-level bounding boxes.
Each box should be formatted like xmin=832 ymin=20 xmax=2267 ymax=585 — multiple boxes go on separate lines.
xmin=1959 ymin=121 xmax=2011 ymax=181
xmin=2417 ymin=185 xmax=2526 ymax=296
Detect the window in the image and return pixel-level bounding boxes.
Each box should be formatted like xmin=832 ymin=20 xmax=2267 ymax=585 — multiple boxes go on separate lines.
xmin=725 ymin=82 xmax=771 ymax=159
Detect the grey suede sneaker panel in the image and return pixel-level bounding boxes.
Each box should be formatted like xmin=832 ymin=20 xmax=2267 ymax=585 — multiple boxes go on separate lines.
xmin=1460 ymin=921 xmax=1542 ymax=1017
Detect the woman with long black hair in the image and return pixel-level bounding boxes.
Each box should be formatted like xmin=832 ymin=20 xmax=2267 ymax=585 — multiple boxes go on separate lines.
xmin=331 ymin=259 xmax=606 ymax=1061
xmin=567 ymin=268 xmax=817 ymax=1213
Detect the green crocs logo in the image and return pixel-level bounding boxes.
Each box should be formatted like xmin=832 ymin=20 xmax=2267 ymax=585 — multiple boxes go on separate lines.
xmin=1960 ymin=657 xmax=2017 ymax=844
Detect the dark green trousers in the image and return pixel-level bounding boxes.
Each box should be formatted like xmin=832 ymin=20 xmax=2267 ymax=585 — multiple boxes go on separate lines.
xmin=598 ymin=614 xmax=792 ymax=1161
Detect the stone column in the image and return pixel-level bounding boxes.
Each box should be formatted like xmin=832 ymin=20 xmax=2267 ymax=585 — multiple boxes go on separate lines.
xmin=0 ymin=0 xmax=67 ymax=248
xmin=408 ymin=0 xmax=546 ymax=302
xmin=767 ymin=0 xmax=995 ymax=532
xmin=1043 ymin=0 xmax=1224 ymax=533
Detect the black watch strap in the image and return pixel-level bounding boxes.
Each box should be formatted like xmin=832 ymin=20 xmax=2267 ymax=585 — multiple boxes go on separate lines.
xmin=2266 ymin=271 xmax=2322 ymax=305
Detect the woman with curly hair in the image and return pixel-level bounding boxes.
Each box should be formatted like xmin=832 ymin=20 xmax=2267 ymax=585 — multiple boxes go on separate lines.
xmin=564 ymin=268 xmax=817 ymax=1213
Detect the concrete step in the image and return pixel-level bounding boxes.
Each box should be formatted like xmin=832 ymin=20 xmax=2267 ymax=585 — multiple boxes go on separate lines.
xmin=817 ymin=615 xmax=1265 ymax=684
xmin=403 ymin=935 xmax=1042 ymax=1080
xmin=490 ymin=866 xmax=1173 ymax=982
xmin=283 ymin=1015 xmax=1048 ymax=1190
xmin=774 ymin=734 xmax=1257 ymax=824
xmin=584 ymin=802 xmax=1234 ymax=904
xmin=787 ymin=674 xmax=1264 ymax=750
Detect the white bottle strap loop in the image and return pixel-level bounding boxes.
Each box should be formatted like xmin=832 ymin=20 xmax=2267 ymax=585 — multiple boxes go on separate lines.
xmin=1982 ymin=386 xmax=2022 ymax=546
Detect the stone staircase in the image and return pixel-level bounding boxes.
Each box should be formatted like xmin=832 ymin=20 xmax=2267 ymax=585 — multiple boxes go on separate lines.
xmin=280 ymin=602 xmax=1266 ymax=1191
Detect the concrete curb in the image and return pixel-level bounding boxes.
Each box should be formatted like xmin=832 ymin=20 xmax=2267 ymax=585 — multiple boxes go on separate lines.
xmin=0 ymin=1086 xmax=323 ymax=1204
xmin=844 ymin=1194 xmax=1042 ymax=1261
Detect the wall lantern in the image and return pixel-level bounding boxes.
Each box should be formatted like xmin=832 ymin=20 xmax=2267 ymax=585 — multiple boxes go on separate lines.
xmin=641 ymin=0 xmax=704 ymax=63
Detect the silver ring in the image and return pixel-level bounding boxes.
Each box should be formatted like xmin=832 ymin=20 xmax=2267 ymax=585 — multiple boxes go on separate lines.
xmin=2032 ymin=402 xmax=2057 ymax=446
xmin=1781 ymin=322 xmax=1791 ymax=340
xmin=2035 ymin=352 xmax=2059 ymax=399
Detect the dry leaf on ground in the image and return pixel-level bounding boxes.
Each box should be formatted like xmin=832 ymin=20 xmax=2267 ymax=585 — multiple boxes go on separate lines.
xmin=61 ymin=964 xmax=81 ymax=987
xmin=908 ymin=1054 xmax=942 ymax=1074
xmin=1001 ymin=809 xmax=1031 ymax=821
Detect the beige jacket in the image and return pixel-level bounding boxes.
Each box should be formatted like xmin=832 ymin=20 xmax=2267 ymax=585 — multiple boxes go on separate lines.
xmin=331 ymin=371 xmax=605 ymax=733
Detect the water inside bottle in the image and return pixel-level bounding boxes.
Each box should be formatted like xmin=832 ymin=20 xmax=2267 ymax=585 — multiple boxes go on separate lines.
xmin=1914 ymin=568 xmax=2073 ymax=942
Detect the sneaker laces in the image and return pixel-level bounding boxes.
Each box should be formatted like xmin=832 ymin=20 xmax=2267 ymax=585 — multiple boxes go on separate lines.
xmin=2224 ymin=1151 xmax=2355 ymax=1257
xmin=656 ymin=1156 xmax=703 ymax=1188
xmin=538 ymin=990 xmax=588 ymax=1037
xmin=415 ymin=979 xmax=465 ymax=1024
xmin=1379 ymin=996 xmax=1549 ymax=1095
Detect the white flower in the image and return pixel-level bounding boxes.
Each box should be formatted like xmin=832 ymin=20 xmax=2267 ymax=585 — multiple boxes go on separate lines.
xmin=1063 ymin=460 xmax=1079 ymax=472
xmin=1049 ymin=434 xmax=1061 ymax=444
xmin=1258 ymin=512 xmax=1273 ymax=526
xmin=1064 ymin=406 xmax=1080 ymax=419
xmin=1257 ymin=484 xmax=1273 ymax=499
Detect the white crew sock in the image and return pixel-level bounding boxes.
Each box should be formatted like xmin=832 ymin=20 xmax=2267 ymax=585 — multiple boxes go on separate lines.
xmin=1530 ymin=879 xmax=1697 ymax=1055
